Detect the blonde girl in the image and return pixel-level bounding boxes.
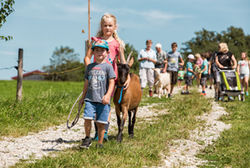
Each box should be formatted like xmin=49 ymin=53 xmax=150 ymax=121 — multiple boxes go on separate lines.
xmin=237 ymin=52 xmax=250 ymax=96
xmin=84 ymin=13 xmax=130 ymax=140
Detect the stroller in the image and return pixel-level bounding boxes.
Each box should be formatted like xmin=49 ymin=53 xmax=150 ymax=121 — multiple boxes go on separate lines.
xmin=217 ymin=67 xmax=245 ymax=101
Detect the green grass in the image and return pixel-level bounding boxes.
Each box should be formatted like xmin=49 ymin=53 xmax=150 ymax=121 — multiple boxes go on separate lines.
xmin=0 ymin=80 xmax=83 ymax=137
xmin=197 ymin=91 xmax=250 ymax=168
xmin=15 ymin=89 xmax=211 ymax=168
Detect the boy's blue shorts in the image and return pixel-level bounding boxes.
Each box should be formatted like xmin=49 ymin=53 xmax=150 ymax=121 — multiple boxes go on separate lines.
xmin=83 ymin=101 xmax=110 ymax=124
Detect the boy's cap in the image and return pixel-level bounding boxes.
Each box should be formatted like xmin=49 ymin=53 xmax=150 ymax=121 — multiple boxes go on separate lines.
xmin=188 ymin=54 xmax=195 ymax=59
xmin=91 ymin=37 xmax=109 ymax=51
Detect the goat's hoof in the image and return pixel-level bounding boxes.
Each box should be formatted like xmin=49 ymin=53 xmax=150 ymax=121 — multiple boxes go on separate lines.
xmin=129 ymin=134 xmax=134 ymax=138
xmin=117 ymin=135 xmax=123 ymax=143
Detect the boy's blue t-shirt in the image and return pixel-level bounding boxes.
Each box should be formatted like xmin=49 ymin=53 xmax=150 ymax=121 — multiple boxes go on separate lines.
xmin=201 ymin=59 xmax=208 ymax=75
xmin=186 ymin=61 xmax=193 ymax=76
xmin=84 ymin=62 xmax=116 ymax=104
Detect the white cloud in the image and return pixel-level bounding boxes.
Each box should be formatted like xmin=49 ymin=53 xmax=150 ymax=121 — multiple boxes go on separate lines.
xmin=119 ymin=8 xmax=189 ymax=21
xmin=0 ymin=51 xmax=16 ymax=56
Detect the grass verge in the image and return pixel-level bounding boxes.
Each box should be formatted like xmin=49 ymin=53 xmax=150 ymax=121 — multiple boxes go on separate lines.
xmin=0 ymin=80 xmax=83 ymax=137
xmin=15 ymin=90 xmax=211 ymax=168
xmin=197 ymin=92 xmax=250 ymax=168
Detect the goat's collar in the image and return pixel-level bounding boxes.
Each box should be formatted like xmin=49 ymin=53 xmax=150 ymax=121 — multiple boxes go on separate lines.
xmin=117 ymin=85 xmax=124 ymax=89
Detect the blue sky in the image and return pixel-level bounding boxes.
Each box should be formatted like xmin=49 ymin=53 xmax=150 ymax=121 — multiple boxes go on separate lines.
xmin=0 ymin=0 xmax=249 ymax=80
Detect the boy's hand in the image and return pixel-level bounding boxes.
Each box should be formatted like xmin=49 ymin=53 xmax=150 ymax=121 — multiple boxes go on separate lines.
xmin=102 ymin=94 xmax=110 ymax=105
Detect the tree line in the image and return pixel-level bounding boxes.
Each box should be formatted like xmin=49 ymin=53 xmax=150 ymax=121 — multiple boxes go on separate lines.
xmin=181 ymin=26 xmax=250 ymax=60
xmin=43 ymin=26 xmax=249 ymax=81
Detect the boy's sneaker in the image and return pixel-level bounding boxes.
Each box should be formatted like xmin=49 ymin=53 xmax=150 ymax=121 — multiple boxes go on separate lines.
xmin=80 ymin=137 xmax=92 ymax=149
xmin=96 ymin=143 xmax=103 ymax=149
xmin=246 ymin=92 xmax=249 ymax=96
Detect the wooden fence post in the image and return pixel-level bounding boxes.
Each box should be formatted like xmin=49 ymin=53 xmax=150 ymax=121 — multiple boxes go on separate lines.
xmin=16 ymin=48 xmax=23 ymax=101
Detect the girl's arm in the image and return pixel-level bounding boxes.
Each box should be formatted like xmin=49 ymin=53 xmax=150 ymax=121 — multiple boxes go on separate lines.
xmin=231 ymin=55 xmax=237 ymax=69
xmin=119 ymin=46 xmax=126 ymax=64
xmin=84 ymin=42 xmax=93 ymax=66
xmin=102 ymin=78 xmax=115 ymax=105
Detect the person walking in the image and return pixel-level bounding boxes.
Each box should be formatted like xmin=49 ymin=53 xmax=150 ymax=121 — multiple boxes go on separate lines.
xmin=138 ymin=40 xmax=157 ymax=97
xmin=163 ymin=42 xmax=184 ymax=97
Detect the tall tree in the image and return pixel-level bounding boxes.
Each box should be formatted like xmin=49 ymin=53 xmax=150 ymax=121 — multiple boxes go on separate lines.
xmin=0 ymin=0 xmax=15 ymax=41
xmin=43 ymin=46 xmax=84 ymax=81
xmin=181 ymin=26 xmax=250 ymax=60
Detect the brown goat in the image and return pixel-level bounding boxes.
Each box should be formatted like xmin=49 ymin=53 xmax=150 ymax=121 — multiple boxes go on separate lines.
xmin=113 ymin=57 xmax=142 ymax=142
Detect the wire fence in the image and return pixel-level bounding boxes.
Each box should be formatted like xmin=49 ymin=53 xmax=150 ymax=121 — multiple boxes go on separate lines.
xmin=0 ymin=65 xmax=83 ymax=75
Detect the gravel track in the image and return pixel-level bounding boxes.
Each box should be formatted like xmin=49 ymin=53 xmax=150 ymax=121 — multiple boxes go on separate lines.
xmin=0 ymin=101 xmax=163 ymax=168
xmin=156 ymin=87 xmax=232 ymax=168
xmin=0 ymin=87 xmax=231 ymax=168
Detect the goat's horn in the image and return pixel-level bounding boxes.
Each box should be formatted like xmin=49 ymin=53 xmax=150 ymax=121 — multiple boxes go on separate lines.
xmin=126 ymin=51 xmax=133 ymax=63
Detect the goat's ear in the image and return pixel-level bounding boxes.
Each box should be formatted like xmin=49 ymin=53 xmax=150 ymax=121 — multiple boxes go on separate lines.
xmin=128 ymin=56 xmax=134 ymax=67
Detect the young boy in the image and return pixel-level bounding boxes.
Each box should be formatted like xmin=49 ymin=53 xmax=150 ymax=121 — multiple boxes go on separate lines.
xmin=163 ymin=42 xmax=184 ymax=97
xmin=200 ymin=54 xmax=209 ymax=95
xmin=79 ymin=39 xmax=116 ymax=149
xmin=177 ymin=66 xmax=185 ymax=88
xmin=182 ymin=54 xmax=195 ymax=94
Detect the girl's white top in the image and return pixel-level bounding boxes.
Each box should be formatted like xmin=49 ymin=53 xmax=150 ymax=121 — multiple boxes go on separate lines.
xmin=238 ymin=60 xmax=250 ymax=75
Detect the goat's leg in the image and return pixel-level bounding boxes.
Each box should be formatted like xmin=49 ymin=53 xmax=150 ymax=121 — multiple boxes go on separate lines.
xmin=128 ymin=110 xmax=132 ymax=137
xmin=158 ymin=86 xmax=162 ymax=98
xmin=116 ymin=106 xmax=122 ymax=142
xmin=130 ymin=108 xmax=137 ymax=138
xmin=117 ymin=107 xmax=128 ymax=143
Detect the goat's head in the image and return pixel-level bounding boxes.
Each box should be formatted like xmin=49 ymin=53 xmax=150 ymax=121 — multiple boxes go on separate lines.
xmin=117 ymin=64 xmax=130 ymax=85
xmin=117 ymin=51 xmax=134 ymax=85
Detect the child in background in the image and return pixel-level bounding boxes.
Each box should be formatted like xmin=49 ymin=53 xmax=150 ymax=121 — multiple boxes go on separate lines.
xmin=177 ymin=66 xmax=185 ymax=88
xmin=194 ymin=53 xmax=203 ymax=87
xmin=182 ymin=54 xmax=195 ymax=94
xmin=80 ymin=39 xmax=116 ymax=149
xmin=200 ymin=54 xmax=209 ymax=95
xmin=237 ymin=52 xmax=250 ymax=96
xmin=84 ymin=13 xmax=129 ymax=141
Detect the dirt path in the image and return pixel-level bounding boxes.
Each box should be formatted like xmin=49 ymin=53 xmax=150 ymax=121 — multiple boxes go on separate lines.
xmin=0 ymin=87 xmax=231 ymax=168
xmin=0 ymin=102 xmax=164 ymax=168
xmin=155 ymin=87 xmax=231 ymax=168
